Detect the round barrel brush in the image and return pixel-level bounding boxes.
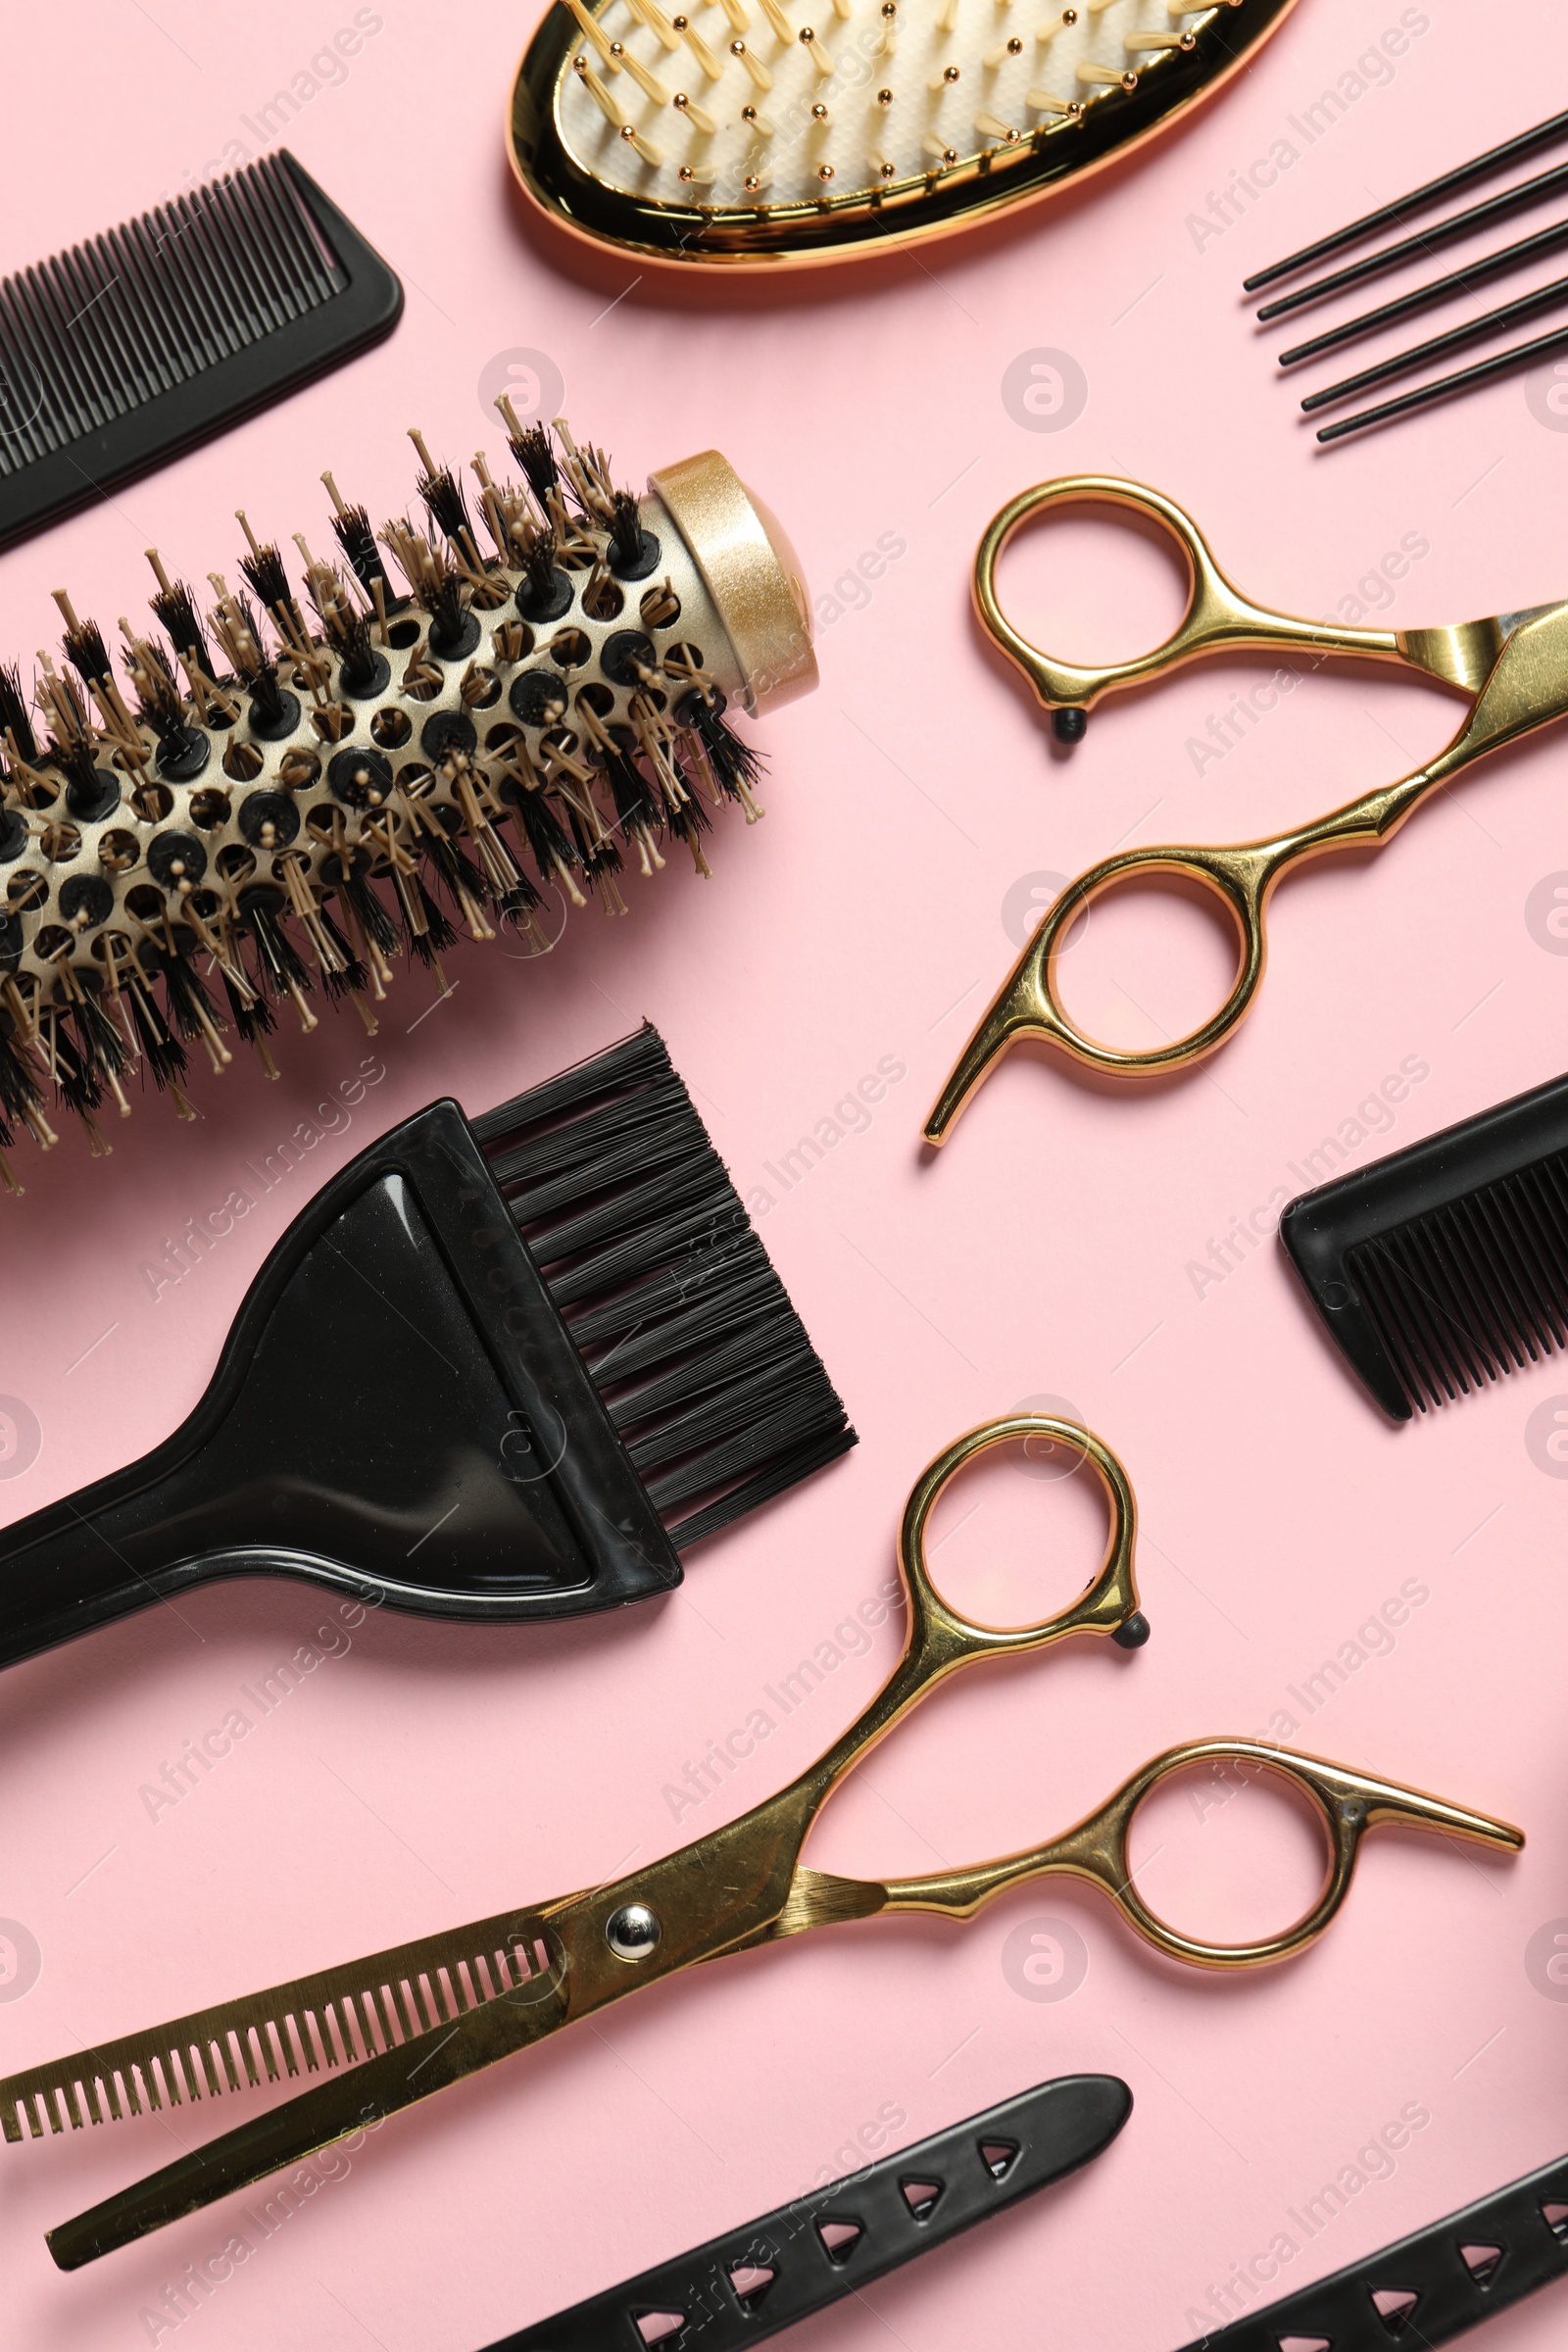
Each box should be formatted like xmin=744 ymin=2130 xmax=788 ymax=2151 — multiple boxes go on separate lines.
xmin=0 ymin=416 xmax=816 ymax=1192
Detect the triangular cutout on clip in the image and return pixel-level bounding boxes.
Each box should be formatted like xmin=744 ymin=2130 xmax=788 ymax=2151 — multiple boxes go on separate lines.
xmin=978 ymin=2137 xmax=1020 ymax=2181
xmin=1275 ymin=2336 xmax=1332 ymax=2352
xmin=1369 ymin=2285 xmax=1420 ymax=2333
xmin=901 ymin=2177 xmax=945 ymax=2221
xmin=1543 ymin=2200 xmax=1568 ymax=2240
xmin=726 ymin=2263 xmax=776 ymax=2313
xmin=631 ymin=2312 xmax=687 ymax=2346
xmin=1458 ymin=2240 xmax=1504 ymax=2287
xmin=815 ymin=2217 xmax=863 ymax=2265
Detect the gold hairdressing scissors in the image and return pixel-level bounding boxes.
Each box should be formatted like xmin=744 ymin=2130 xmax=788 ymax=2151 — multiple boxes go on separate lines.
xmin=5 ymin=1414 xmax=1519 ymax=2269
xmin=926 ymin=475 xmax=1568 ymax=1140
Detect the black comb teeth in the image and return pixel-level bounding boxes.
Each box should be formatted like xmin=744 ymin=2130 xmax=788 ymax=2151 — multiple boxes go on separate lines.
xmin=0 ymin=151 xmax=401 ymax=550
xmin=1280 ymin=1071 xmax=1568 ymax=1420
xmin=472 ymin=1024 xmax=857 ymax=1546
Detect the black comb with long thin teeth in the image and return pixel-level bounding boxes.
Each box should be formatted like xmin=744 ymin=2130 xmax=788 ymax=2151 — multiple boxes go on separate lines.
xmin=1280 ymin=1070 xmax=1568 ymax=1420
xmin=0 ymin=150 xmax=401 ymax=548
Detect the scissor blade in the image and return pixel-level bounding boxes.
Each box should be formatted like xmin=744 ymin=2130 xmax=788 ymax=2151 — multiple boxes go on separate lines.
xmin=1399 ymin=599 xmax=1566 ymax=694
xmin=0 ymin=1901 xmax=566 ymax=2146
xmin=47 ymin=1946 xmax=573 ymax=2270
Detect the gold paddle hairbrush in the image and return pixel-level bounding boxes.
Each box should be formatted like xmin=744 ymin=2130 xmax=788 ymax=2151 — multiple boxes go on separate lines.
xmin=0 ymin=416 xmax=815 ymax=1192
xmin=509 ymin=0 xmax=1298 ymax=268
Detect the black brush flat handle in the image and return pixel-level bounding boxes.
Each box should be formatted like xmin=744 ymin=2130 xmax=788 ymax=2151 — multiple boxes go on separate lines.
xmin=0 ymin=1102 xmax=679 ymax=1669
xmin=486 ymin=2075 xmax=1131 ymax=2349
xmin=1174 ymin=2150 xmax=1568 ymax=2348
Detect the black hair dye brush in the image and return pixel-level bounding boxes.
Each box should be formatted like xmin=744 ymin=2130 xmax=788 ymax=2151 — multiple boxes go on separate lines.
xmin=0 ymin=1024 xmax=855 ymax=1668
xmin=0 ymin=414 xmax=815 ymax=1193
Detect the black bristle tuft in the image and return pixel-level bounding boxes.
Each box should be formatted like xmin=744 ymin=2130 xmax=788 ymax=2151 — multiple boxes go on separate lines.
xmin=681 ymin=688 xmax=765 ymax=803
xmin=238 ymin=542 xmax=293 ymax=616
xmin=409 ymin=877 xmax=458 ymax=964
xmin=512 ymin=425 xmax=558 ymax=505
xmin=50 ymin=733 xmax=104 ymax=799
xmin=222 ymin=968 xmax=275 ymax=1049
xmin=150 ymin=580 xmax=212 ymax=672
xmin=329 ymin=501 xmax=393 ymax=599
xmin=609 ymin=490 xmax=644 ymax=573
xmin=124 ymin=972 xmax=188 ymax=1091
xmin=503 ymin=778 xmax=580 ymax=884
xmin=245 ymin=900 xmax=316 ymax=1005
xmin=419 ymin=466 xmax=472 ymax=549
xmin=0 ymin=663 xmax=38 ymax=765
xmin=428 ymin=569 xmax=468 ymax=650
xmin=62 ymin=617 xmax=114 ymax=689
xmin=471 ymin=1023 xmax=855 ymax=1545
xmin=132 ymin=643 xmax=186 ymax=739
xmin=336 ymin=610 xmax=380 ymax=695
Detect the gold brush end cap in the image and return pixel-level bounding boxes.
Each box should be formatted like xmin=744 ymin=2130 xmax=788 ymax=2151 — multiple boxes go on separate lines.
xmin=648 ymin=451 xmax=817 ymax=715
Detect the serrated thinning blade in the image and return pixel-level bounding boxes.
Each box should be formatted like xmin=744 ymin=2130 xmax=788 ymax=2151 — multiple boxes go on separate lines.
xmin=0 ymin=1903 xmax=563 ymax=2148
xmin=48 ymin=1960 xmax=573 ymax=2270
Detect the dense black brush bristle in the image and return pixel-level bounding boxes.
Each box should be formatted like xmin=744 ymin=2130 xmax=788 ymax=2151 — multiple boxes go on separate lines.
xmin=513 ymin=425 xmax=558 ymax=505
xmin=471 ymin=1023 xmax=855 ymax=1545
xmin=329 ymin=501 xmax=392 ymax=597
xmin=609 ymin=491 xmax=644 ymax=573
xmin=0 ymin=663 xmax=38 ymax=764
xmin=238 ymin=542 xmax=293 ymax=615
xmin=335 ymin=611 xmax=380 ymax=694
xmin=50 ymin=733 xmax=104 ymax=799
xmin=62 ymin=618 xmax=113 ymax=689
xmin=419 ymin=466 xmax=472 ymax=549
xmin=133 ymin=643 xmax=185 ymax=739
xmin=150 ymin=580 xmax=212 ymax=671
xmin=683 ymin=689 xmax=765 ymax=802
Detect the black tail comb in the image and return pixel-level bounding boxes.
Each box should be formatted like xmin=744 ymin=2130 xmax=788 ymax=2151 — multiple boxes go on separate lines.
xmin=1175 ymin=2145 xmax=1568 ymax=2347
xmin=0 ymin=1024 xmax=854 ymax=1671
xmin=485 ymin=2075 xmax=1132 ymax=2351
xmin=0 ymin=150 xmax=401 ymax=549
xmin=1280 ymin=1070 xmax=1568 ymax=1421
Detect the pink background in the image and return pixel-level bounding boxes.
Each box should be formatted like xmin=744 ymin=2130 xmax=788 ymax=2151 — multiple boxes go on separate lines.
xmin=4 ymin=0 xmax=1568 ymax=2343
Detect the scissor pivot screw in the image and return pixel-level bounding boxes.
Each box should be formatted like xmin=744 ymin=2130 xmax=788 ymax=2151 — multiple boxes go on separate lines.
xmin=1052 ymin=707 xmax=1088 ymax=745
xmin=1111 ymin=1611 xmax=1150 ymax=1649
xmin=606 ymin=1902 xmax=662 ymax=1961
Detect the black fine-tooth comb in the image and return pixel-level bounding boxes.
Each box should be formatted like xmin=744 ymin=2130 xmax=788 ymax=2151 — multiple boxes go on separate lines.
xmin=485 ymin=2076 xmax=1132 ymax=2350
xmin=0 ymin=150 xmax=402 ymax=548
xmin=0 ymin=1022 xmax=855 ymax=1668
xmin=1279 ymin=1070 xmax=1568 ymax=1421
xmin=1174 ymin=2145 xmax=1568 ymax=2347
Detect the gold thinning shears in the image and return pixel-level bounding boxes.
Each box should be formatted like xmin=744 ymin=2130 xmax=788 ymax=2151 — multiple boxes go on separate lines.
xmin=926 ymin=474 xmax=1568 ymax=1141
xmin=3 ymin=1414 xmax=1520 ymax=2269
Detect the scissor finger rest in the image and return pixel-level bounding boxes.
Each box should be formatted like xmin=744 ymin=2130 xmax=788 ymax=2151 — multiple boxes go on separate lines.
xmin=862 ymin=1739 xmax=1523 ymax=1970
xmin=923 ymin=845 xmax=1277 ymax=1139
xmin=973 ymin=475 xmax=1402 ymax=741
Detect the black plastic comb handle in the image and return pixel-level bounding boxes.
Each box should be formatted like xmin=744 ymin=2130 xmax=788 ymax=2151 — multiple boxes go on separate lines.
xmin=484 ymin=2075 xmax=1132 ymax=2350
xmin=1279 ymin=1069 xmax=1568 ymax=1419
xmin=1174 ymin=2148 xmax=1568 ymax=2347
xmin=0 ymin=151 xmax=401 ymax=549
